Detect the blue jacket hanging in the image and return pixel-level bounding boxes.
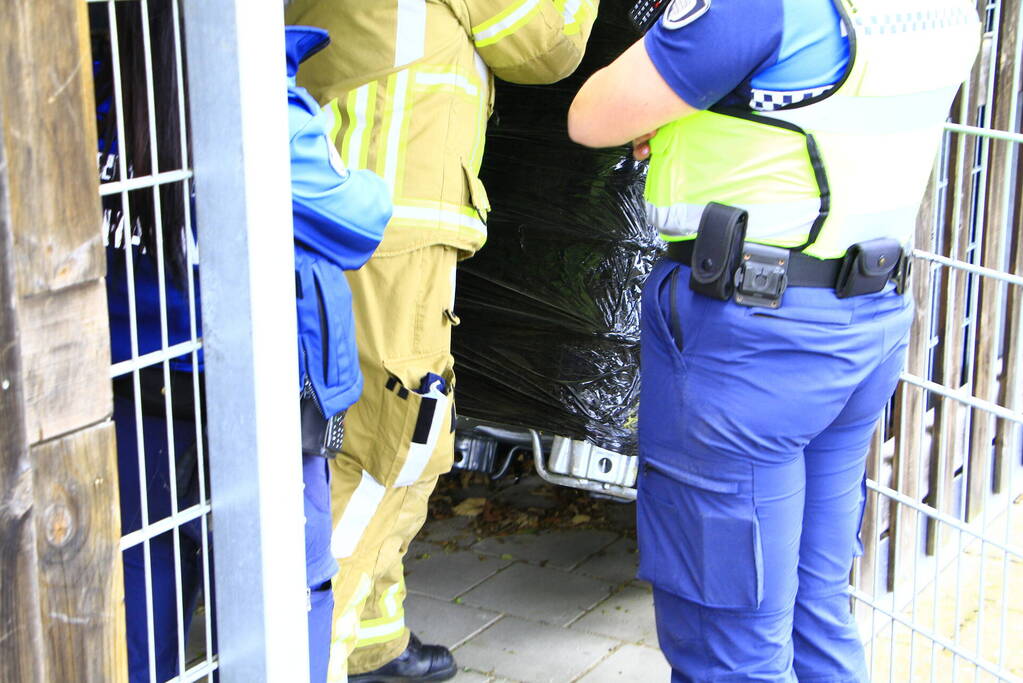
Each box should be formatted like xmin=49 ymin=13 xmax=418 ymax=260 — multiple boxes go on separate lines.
xmin=287 ymin=26 xmax=391 ymax=418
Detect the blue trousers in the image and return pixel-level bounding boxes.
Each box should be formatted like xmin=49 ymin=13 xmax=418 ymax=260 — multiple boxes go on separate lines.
xmin=637 ymin=260 xmax=912 ymax=682
xmin=116 ymin=395 xmax=337 ymax=683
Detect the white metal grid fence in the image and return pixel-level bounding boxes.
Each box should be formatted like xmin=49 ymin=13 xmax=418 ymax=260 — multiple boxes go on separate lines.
xmin=851 ymin=1 xmax=1023 ymax=681
xmin=90 ymin=1 xmax=216 ymax=680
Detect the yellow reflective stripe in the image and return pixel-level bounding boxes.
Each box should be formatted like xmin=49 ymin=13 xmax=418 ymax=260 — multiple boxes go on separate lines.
xmin=326 ymin=98 xmax=343 ymax=145
xmin=379 ymin=577 xmax=405 ymax=617
xmin=377 ymin=71 xmax=410 ymax=193
xmin=472 ymin=0 xmax=543 ymax=48
xmin=327 ymin=574 xmax=373 ymax=683
xmin=560 ymin=0 xmax=593 ymax=36
xmin=413 ymin=70 xmax=479 ymax=97
xmin=336 ymin=82 xmax=377 ymax=171
xmin=470 ymin=51 xmax=489 ymax=171
xmin=355 ymin=611 xmax=406 ymax=648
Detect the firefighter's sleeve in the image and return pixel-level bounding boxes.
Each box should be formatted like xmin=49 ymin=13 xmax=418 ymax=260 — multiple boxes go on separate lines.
xmin=466 ymin=0 xmax=598 ymax=84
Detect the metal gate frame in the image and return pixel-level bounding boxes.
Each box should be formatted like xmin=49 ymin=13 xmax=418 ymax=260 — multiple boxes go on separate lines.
xmin=851 ymin=1 xmax=1023 ymax=681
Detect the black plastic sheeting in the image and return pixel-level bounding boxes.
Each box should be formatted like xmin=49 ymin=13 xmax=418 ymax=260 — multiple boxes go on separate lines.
xmin=452 ymin=2 xmax=662 ymax=456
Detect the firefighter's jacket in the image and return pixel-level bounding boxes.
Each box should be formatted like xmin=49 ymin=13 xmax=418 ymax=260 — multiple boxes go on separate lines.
xmin=286 ymin=0 xmax=598 ymax=257
xmin=288 ymin=26 xmax=392 ymax=417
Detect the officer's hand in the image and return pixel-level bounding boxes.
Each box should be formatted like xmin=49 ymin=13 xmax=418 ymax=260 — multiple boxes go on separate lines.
xmin=632 ymin=130 xmax=657 ymax=161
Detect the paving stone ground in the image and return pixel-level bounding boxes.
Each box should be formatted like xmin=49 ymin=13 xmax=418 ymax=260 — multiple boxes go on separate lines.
xmin=406 ymin=475 xmax=668 ymax=683
xmin=407 ymin=476 xmax=1022 ymax=683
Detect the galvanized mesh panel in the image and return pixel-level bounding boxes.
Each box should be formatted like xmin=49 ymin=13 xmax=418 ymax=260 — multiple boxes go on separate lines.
xmin=89 ymin=1 xmax=216 ymax=680
xmin=852 ymin=2 xmax=1023 ymax=681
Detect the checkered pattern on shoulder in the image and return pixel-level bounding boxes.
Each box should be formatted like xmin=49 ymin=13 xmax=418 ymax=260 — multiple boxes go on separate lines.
xmin=749 ymin=85 xmax=834 ymax=112
xmin=852 ymin=6 xmax=977 ymax=36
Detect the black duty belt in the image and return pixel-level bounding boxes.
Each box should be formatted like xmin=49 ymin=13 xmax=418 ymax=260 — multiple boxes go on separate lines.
xmin=666 ymin=239 xmax=843 ymax=289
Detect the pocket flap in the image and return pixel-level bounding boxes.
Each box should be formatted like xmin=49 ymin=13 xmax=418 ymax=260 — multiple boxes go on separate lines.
xmin=855 ymin=238 xmax=903 ymax=277
xmin=461 ymin=161 xmax=491 ymax=223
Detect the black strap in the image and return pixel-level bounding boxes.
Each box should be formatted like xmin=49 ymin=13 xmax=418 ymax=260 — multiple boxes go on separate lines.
xmin=666 ymin=240 xmax=844 ymax=289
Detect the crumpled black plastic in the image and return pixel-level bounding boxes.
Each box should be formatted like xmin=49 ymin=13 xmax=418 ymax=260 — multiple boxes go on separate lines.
xmin=452 ymin=3 xmax=662 ymax=456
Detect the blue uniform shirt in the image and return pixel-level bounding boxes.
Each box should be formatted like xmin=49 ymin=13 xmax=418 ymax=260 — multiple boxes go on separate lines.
xmin=644 ymin=0 xmax=850 ymax=111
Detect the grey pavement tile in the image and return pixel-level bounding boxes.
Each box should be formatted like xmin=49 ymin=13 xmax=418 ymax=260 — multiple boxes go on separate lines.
xmin=450 ymin=669 xmax=495 ymax=683
xmin=575 ymin=644 xmax=671 ymax=683
xmin=406 ymin=542 xmax=513 ymax=600
xmin=573 ymin=537 xmax=640 ymax=585
xmin=568 ymin=586 xmax=658 ymax=645
xmin=460 ymin=563 xmax=614 ymax=626
xmin=473 ymin=529 xmax=619 ymax=570
xmin=454 ymin=615 xmax=618 ymax=683
xmin=419 ymin=515 xmax=480 ymax=547
xmin=405 ymin=593 xmax=501 ymax=651
xmin=490 ymin=477 xmax=563 ymax=510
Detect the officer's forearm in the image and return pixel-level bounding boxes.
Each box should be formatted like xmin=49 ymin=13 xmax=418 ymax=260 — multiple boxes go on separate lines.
xmin=568 ymin=39 xmax=694 ymax=148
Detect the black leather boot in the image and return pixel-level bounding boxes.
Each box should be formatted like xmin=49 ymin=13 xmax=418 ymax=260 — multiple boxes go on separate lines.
xmin=347 ymin=633 xmax=457 ymax=682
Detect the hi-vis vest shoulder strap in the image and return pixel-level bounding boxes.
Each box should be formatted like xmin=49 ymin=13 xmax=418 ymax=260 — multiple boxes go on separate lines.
xmin=644 ymin=0 xmax=981 ymax=259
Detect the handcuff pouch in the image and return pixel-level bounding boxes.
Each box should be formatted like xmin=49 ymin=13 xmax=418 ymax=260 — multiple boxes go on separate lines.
xmin=835 ymin=238 xmax=903 ymax=299
xmin=688 ymin=202 xmax=749 ymax=301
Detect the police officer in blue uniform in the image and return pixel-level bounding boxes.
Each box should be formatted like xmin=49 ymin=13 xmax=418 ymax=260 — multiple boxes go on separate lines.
xmin=568 ymin=0 xmax=979 ymax=680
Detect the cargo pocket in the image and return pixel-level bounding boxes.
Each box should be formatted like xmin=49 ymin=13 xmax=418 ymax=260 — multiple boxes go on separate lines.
xmin=374 ymin=354 xmax=455 ymax=488
xmin=636 ymin=456 xmax=764 ymax=609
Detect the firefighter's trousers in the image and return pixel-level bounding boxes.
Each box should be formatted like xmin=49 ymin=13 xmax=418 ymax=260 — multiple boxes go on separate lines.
xmin=326 ymin=245 xmax=459 ymax=682
xmin=637 ymin=259 xmax=912 ymax=682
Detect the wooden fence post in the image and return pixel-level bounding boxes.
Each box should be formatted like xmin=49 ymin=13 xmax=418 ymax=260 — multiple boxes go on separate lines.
xmin=0 ymin=1 xmax=126 ymax=681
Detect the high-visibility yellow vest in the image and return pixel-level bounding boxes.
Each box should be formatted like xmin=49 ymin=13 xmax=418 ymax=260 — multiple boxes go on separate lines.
xmin=644 ymin=0 xmax=981 ymax=259
xmin=286 ymin=0 xmax=598 ymax=258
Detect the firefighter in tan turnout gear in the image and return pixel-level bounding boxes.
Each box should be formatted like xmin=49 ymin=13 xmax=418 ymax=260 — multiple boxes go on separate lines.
xmin=284 ymin=1 xmax=598 ymax=680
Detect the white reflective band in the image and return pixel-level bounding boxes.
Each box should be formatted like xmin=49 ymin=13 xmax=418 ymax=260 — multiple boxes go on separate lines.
xmin=562 ymin=0 xmax=582 ymax=23
xmin=356 ymin=614 xmax=406 ymax=643
xmin=414 ymin=71 xmax=478 ymax=96
xmin=346 ymin=85 xmax=371 ymax=169
xmin=474 ymin=0 xmax=541 ymax=45
xmin=330 ymin=470 xmax=385 ymax=559
xmin=380 ymin=580 xmax=403 ymax=617
xmin=391 ymin=204 xmax=487 ymax=234
xmin=470 ymin=50 xmax=489 ymax=169
xmin=394 ymin=0 xmax=426 ymax=67
xmin=770 ymin=86 xmax=961 ymax=135
xmin=648 ymin=199 xmax=820 ymax=242
xmin=393 ymin=381 xmax=450 ymax=487
xmin=384 ymin=70 xmax=410 ymax=191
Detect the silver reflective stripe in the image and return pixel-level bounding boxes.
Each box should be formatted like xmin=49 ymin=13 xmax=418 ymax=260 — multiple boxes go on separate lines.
xmin=391 ymin=203 xmax=487 ymax=234
xmin=770 ymin=86 xmax=960 ymax=135
xmin=648 ymin=199 xmax=820 ymax=242
xmin=393 ymin=382 xmax=449 ymax=487
xmin=330 ymin=470 xmax=386 ymax=559
xmin=394 ymin=0 xmax=426 ymax=67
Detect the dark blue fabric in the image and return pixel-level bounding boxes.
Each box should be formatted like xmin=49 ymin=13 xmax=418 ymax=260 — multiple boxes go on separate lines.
xmin=644 ymin=0 xmax=849 ymax=110
xmin=287 ymin=26 xmax=390 ymax=417
xmin=106 ymin=245 xmax=202 ymax=372
xmin=115 ymin=393 xmax=205 ymax=683
xmin=637 ymin=261 xmax=911 ymax=681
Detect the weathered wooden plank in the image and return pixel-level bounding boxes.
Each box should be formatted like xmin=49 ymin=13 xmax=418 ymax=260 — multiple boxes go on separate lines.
xmin=855 ymin=425 xmax=885 ymax=595
xmin=967 ymin=0 xmax=1020 ymax=516
xmin=0 ymin=99 xmax=45 ymax=683
xmin=33 ymin=423 xmax=126 ymax=683
xmin=17 ymin=280 xmax=113 ymax=445
xmin=994 ymin=147 xmax=1023 ymax=493
xmin=927 ymin=41 xmax=986 ymax=550
xmin=888 ymin=176 xmax=939 ymax=583
xmin=0 ymin=0 xmax=103 ymax=298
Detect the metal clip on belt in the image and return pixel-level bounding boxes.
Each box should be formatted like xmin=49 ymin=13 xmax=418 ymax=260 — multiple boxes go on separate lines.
xmin=667 ymin=238 xmax=908 ymax=307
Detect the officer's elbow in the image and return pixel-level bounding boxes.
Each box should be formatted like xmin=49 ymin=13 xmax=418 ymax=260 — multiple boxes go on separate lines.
xmin=568 ymin=97 xmax=620 ymax=148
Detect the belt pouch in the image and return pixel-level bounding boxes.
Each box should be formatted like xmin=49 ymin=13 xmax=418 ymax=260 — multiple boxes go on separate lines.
xmin=300 ymin=388 xmax=344 ymax=458
xmin=688 ymin=202 xmax=749 ymax=301
xmin=835 ymin=237 xmax=902 ymax=299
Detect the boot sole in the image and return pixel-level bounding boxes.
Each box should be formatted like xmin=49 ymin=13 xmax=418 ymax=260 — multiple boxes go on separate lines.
xmin=347 ymin=660 xmax=458 ymax=683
